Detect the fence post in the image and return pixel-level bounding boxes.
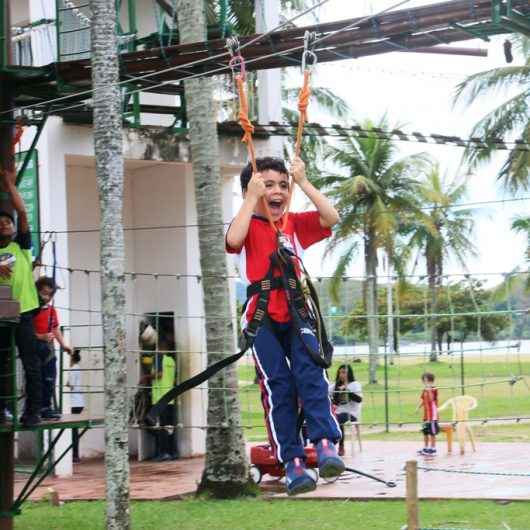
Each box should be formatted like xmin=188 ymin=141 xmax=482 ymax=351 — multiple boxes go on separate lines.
xmin=406 ymin=460 xmax=419 ymax=530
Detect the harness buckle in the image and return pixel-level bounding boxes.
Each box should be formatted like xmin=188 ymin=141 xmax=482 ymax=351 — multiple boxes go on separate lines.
xmin=277 ymin=232 xmax=295 ymax=256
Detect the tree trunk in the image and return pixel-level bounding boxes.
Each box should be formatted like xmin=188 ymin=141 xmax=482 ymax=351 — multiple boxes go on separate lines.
xmin=427 ymin=252 xmax=438 ymax=363
xmin=175 ymin=0 xmax=252 ymax=498
xmin=365 ymin=231 xmax=379 ymax=384
xmin=90 ymin=2 xmax=130 ymax=528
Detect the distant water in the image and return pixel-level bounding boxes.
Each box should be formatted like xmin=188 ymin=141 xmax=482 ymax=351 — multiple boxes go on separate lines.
xmin=332 ymin=339 xmax=530 ymax=358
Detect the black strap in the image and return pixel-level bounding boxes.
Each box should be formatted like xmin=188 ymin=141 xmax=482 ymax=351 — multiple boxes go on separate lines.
xmin=146 ymin=270 xmax=275 ymax=425
xmin=146 ymin=236 xmax=333 ymax=423
xmin=271 ymin=246 xmax=333 ymax=368
xmin=246 ymin=276 xmax=283 ymax=298
xmin=145 ymin=345 xmax=249 ymax=426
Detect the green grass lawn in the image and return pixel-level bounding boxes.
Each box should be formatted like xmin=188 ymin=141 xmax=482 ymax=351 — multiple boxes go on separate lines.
xmin=16 ymin=499 xmax=530 ymax=530
xmin=238 ymin=356 xmax=530 ymax=442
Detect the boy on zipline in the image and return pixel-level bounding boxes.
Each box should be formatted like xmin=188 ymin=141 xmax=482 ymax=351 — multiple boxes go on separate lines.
xmin=226 ymin=155 xmax=343 ymax=495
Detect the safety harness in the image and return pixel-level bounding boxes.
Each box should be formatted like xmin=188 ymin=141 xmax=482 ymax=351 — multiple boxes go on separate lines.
xmin=146 ymin=233 xmax=333 ymax=426
xmin=146 ymin=32 xmax=330 ymax=426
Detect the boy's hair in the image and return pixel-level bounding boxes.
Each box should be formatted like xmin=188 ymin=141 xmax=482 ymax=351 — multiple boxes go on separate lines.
xmin=0 ymin=211 xmax=15 ymax=224
xmin=240 ymin=157 xmax=288 ymax=191
xmin=72 ymin=348 xmax=81 ymax=364
xmin=335 ymin=364 xmax=355 ymax=385
xmin=36 ymin=276 xmax=57 ymax=293
xmin=422 ymin=372 xmax=435 ymax=383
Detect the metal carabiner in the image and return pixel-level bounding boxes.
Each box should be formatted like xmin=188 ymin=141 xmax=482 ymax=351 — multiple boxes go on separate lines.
xmin=226 ymin=36 xmax=241 ymax=58
xmin=301 ymin=50 xmax=317 ymax=72
xmin=301 ymin=31 xmax=318 ymax=72
xmin=226 ymin=36 xmax=246 ymax=79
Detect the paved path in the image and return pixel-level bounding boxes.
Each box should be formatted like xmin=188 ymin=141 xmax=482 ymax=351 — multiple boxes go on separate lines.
xmin=15 ymin=442 xmax=530 ymax=501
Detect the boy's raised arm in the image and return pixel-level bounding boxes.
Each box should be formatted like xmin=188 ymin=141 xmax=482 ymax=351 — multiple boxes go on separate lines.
xmin=290 ymin=158 xmax=339 ymax=229
xmin=226 ymin=172 xmax=265 ymax=250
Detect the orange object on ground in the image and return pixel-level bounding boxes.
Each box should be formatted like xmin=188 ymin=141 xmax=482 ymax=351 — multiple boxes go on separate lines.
xmin=439 ymin=395 xmax=478 ymax=455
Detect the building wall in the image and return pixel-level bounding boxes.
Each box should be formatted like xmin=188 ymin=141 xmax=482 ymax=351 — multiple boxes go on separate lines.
xmin=15 ymin=117 xmax=247 ymax=474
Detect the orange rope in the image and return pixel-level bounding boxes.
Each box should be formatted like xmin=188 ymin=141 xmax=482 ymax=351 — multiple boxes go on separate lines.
xmin=295 ymin=69 xmax=311 ymax=158
xmin=235 ymin=74 xmax=276 ymax=231
xmin=236 ymin=74 xmax=257 ymax=170
xmin=281 ymin=69 xmax=311 ymax=232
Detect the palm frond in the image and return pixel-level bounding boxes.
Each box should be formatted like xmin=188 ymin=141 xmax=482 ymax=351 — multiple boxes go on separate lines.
xmin=327 ymin=243 xmax=359 ymax=304
xmin=454 ymin=65 xmax=530 ymax=106
xmin=461 ymin=90 xmax=529 ymax=183
xmin=497 ymin=120 xmax=530 ymax=193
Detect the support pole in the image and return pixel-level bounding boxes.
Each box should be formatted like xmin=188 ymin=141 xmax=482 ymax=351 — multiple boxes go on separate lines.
xmin=405 ymin=460 xmax=419 ymax=530
xmin=384 ymin=350 xmax=389 ymax=433
xmin=0 ymin=0 xmax=14 ymax=213
xmin=460 ymin=341 xmax=465 ymax=395
xmin=0 ymin=328 xmax=16 ymax=530
xmin=0 ymin=1 xmax=15 ymax=528
xmin=0 ymin=428 xmax=15 ymax=530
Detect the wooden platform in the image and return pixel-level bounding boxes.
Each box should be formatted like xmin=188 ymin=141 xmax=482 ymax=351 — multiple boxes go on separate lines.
xmin=0 ymin=415 xmax=103 ymax=433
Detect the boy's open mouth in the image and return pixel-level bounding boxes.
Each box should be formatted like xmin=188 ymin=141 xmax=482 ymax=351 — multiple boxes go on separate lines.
xmin=268 ymin=199 xmax=284 ymax=215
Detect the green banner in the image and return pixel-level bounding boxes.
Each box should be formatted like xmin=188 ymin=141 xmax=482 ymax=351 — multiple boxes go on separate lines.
xmin=15 ymin=150 xmax=40 ymax=257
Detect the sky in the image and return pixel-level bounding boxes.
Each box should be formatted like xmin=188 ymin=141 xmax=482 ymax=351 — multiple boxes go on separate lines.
xmin=279 ymin=0 xmax=528 ymax=286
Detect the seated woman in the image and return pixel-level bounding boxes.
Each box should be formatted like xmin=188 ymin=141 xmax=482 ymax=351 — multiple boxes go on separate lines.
xmin=329 ymin=364 xmax=363 ymax=456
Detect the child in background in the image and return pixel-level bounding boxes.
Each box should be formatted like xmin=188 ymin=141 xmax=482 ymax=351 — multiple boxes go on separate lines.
xmin=329 ymin=364 xmax=363 ymax=456
xmin=416 ymin=372 xmax=439 ymax=455
xmin=33 ymin=276 xmax=72 ymax=420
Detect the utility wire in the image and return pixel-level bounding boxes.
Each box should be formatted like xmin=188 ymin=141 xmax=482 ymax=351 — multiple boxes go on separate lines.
xmin=32 ymin=195 xmax=530 ymax=235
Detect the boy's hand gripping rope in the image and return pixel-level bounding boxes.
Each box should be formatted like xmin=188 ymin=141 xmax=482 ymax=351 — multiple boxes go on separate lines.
xmin=226 ymin=36 xmax=276 ymax=231
xmin=282 ymin=31 xmax=317 ymax=232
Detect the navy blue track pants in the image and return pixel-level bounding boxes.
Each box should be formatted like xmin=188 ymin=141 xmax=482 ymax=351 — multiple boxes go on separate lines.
xmin=252 ymin=319 xmax=341 ymax=463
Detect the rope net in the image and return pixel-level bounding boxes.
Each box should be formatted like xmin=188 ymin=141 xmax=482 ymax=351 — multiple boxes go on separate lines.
xmin=4 ymin=266 xmax=528 ymax=439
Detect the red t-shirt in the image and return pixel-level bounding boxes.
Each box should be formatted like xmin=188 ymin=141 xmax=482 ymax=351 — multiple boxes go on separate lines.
xmin=33 ymin=305 xmax=59 ymax=335
xmin=226 ymin=211 xmax=331 ymax=326
xmin=421 ymin=387 xmax=438 ymax=421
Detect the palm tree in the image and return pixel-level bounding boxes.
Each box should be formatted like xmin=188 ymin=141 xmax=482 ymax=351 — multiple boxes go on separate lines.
xmin=400 ymin=164 xmax=476 ymax=361
xmin=90 ymin=0 xmax=129 ymax=528
xmin=318 ymin=118 xmax=430 ymax=383
xmin=175 ymin=0 xmax=253 ymax=498
xmin=454 ymin=35 xmax=530 ymax=193
xmin=511 ymin=215 xmax=530 ymax=289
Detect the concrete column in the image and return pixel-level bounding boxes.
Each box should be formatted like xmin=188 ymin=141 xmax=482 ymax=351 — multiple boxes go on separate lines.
xmin=178 ymin=163 xmax=206 ymax=456
xmin=36 ymin=117 xmax=73 ymax=478
xmin=255 ymin=0 xmax=283 ymax=157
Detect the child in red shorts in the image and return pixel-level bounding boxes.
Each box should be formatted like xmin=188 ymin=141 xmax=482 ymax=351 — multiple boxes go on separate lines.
xmin=416 ymin=372 xmax=439 ymax=455
xmin=33 ymin=276 xmax=72 ymax=419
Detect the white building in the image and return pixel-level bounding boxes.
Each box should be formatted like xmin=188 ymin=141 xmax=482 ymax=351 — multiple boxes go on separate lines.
xmin=10 ymin=0 xmax=282 ymax=475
